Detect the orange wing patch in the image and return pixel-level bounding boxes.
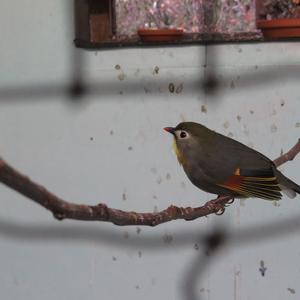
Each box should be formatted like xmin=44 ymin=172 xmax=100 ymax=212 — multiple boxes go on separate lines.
xmin=218 ymin=168 xmax=282 ymax=200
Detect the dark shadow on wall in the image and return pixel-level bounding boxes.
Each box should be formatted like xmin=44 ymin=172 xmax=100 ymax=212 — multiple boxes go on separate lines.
xmin=2 ymin=211 xmax=300 ymax=247
xmin=0 ymin=64 xmax=299 ymax=102
xmin=2 ymin=209 xmax=300 ymax=299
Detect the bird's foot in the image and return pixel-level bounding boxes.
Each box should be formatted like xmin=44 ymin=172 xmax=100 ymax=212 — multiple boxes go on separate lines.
xmin=225 ymin=198 xmax=235 ymax=207
xmin=205 ymin=198 xmax=225 ymax=215
xmin=205 ymin=201 xmax=224 ymax=215
xmin=206 ymin=196 xmax=234 ymax=215
xmin=215 ymin=206 xmax=225 ymax=215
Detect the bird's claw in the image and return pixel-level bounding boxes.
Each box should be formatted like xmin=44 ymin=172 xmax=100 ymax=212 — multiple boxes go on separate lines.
xmin=206 ymin=196 xmax=234 ymax=216
xmin=212 ymin=196 xmax=235 ymax=215
xmin=227 ymin=198 xmax=235 ymax=204
xmin=206 ymin=200 xmax=226 ymax=215
xmin=215 ymin=206 xmax=225 ymax=215
xmin=224 ymin=198 xmax=235 ymax=207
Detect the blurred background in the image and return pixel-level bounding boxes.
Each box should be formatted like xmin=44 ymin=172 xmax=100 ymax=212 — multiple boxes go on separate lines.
xmin=0 ymin=1 xmax=300 ymax=299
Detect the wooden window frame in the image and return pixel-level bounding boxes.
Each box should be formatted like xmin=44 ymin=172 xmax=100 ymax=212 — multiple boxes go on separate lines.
xmin=74 ymin=0 xmax=300 ymax=50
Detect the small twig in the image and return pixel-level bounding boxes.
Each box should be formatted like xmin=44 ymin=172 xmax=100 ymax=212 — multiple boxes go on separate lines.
xmin=273 ymin=139 xmax=300 ymax=167
xmin=0 ymin=139 xmax=299 ymax=226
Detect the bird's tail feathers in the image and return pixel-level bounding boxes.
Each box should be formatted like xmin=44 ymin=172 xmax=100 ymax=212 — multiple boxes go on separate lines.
xmin=276 ymin=170 xmax=300 ymax=199
xmin=279 ymin=185 xmax=297 ymax=199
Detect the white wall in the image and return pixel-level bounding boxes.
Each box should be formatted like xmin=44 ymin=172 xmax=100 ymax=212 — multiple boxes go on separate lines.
xmin=0 ymin=1 xmax=300 ymax=300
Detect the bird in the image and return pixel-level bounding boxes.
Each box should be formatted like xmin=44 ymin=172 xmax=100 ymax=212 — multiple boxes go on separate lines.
xmin=164 ymin=122 xmax=300 ymax=201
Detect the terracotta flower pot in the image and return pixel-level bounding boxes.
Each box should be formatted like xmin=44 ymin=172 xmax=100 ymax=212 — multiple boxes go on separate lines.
xmin=257 ymin=18 xmax=300 ymax=39
xmin=138 ymin=28 xmax=184 ymax=42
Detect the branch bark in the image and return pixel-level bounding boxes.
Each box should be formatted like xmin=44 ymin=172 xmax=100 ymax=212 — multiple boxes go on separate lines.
xmin=273 ymin=139 xmax=300 ymax=167
xmin=0 ymin=139 xmax=299 ymax=226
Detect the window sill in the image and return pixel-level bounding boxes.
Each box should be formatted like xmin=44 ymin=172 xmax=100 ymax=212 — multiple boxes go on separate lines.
xmin=74 ymin=31 xmax=264 ymax=50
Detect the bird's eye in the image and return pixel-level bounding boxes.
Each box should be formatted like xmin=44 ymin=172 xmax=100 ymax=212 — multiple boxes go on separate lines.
xmin=179 ymin=131 xmax=187 ymax=138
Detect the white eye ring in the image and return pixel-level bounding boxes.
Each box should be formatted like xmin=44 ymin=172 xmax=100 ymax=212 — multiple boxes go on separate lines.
xmin=176 ymin=130 xmax=189 ymax=139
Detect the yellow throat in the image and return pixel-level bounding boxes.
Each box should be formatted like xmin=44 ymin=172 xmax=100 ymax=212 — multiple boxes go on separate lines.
xmin=172 ymin=139 xmax=185 ymax=166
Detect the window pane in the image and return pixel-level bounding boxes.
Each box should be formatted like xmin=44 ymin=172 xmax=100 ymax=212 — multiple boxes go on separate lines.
xmin=204 ymin=0 xmax=255 ymax=33
xmin=115 ymin=0 xmax=204 ymax=37
xmin=115 ymin=0 xmax=256 ymax=37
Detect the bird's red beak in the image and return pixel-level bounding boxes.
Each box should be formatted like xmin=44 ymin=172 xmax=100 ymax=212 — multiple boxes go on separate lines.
xmin=164 ymin=127 xmax=175 ymax=134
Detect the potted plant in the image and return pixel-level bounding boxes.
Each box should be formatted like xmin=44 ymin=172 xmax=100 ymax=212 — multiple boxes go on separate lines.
xmin=257 ymin=0 xmax=300 ymax=39
xmin=137 ymin=1 xmax=184 ymax=42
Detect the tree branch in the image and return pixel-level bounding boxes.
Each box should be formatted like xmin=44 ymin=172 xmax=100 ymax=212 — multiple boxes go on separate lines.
xmin=0 ymin=139 xmax=299 ymax=226
xmin=273 ymin=139 xmax=300 ymax=167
